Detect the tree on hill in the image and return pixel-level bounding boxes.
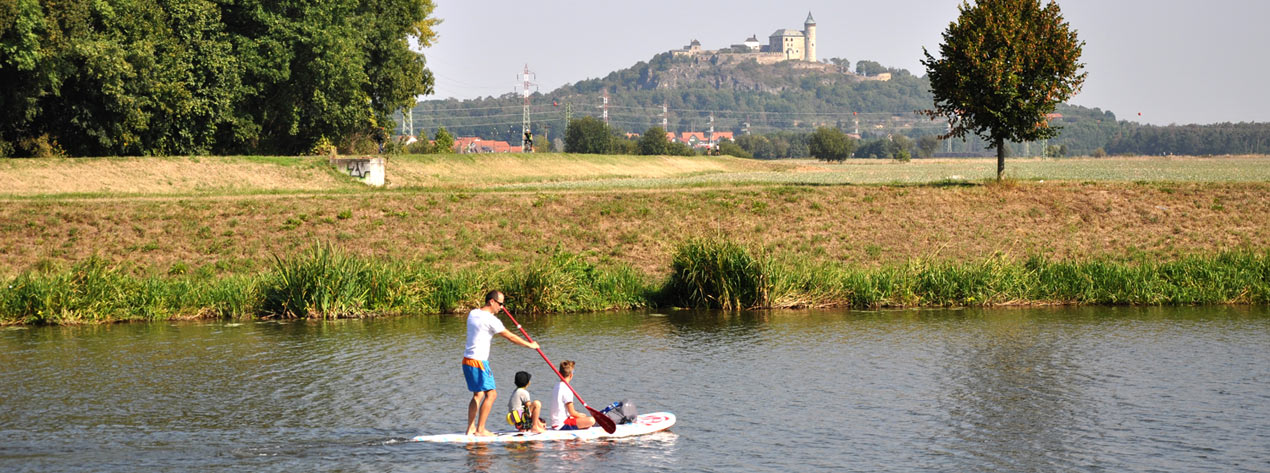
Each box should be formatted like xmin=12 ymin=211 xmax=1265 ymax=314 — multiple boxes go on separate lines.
xmin=855 ymin=60 xmax=887 ymax=76
xmin=921 ymin=0 xmax=1086 ymax=180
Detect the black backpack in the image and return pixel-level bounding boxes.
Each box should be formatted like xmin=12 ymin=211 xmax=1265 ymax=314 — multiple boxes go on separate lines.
xmin=601 ymin=399 xmax=638 ymax=425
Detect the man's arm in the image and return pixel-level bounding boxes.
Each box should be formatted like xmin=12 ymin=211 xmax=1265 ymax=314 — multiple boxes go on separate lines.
xmin=498 ymin=330 xmax=539 ymax=349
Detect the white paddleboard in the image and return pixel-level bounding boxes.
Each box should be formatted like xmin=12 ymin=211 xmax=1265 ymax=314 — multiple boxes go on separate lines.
xmin=412 ymin=412 xmax=676 ymax=443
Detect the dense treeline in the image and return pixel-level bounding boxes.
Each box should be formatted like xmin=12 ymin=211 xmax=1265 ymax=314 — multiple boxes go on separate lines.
xmin=0 ymin=0 xmax=437 ymax=157
xmin=1105 ymin=122 xmax=1270 ymax=156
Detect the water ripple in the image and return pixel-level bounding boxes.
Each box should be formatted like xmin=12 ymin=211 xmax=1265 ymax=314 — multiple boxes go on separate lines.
xmin=1 ymin=307 xmax=1267 ymax=472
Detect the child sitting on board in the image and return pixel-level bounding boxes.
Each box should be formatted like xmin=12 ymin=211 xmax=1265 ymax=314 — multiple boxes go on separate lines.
xmin=549 ymin=360 xmax=597 ymax=430
xmin=507 ymin=371 xmax=546 ymax=434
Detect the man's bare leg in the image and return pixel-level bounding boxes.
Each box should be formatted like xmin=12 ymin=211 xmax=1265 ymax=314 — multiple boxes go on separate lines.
xmin=473 ymin=389 xmax=497 ymax=436
xmin=466 ymin=391 xmax=485 ymax=436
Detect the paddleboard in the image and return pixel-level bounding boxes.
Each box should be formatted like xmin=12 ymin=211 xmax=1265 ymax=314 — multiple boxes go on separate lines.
xmin=412 ymin=412 xmax=676 ymax=443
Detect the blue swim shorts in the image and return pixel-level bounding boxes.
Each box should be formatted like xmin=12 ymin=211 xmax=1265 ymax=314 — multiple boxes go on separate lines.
xmin=462 ymin=358 xmax=495 ymax=392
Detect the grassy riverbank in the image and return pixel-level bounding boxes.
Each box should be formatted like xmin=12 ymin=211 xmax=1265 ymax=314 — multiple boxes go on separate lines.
xmin=3 ymin=242 xmax=1267 ymax=324
xmin=3 ymin=179 xmax=1266 ymax=278
xmin=2 ymin=154 xmax=1268 ymax=323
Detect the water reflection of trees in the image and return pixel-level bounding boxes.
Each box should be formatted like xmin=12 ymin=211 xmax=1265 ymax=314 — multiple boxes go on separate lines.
xmin=933 ymin=309 xmax=1095 ymax=471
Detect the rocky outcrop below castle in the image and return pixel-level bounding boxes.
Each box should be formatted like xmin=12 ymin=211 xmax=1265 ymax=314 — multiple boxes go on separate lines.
xmin=631 ymin=53 xmax=860 ymax=94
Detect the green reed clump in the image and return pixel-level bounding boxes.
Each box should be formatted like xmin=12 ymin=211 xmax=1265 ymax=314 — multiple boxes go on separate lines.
xmin=712 ymin=247 xmax=1270 ymax=310
xmin=664 ymin=238 xmax=770 ymax=309
xmin=0 ymin=257 xmax=210 ymax=324
xmin=196 ymin=275 xmax=262 ymax=319
xmin=260 ymin=244 xmax=372 ymax=318
xmin=501 ymin=251 xmax=650 ymax=314
xmin=910 ymin=256 xmax=1033 ymax=306
xmin=1027 ymin=252 xmax=1270 ymax=304
xmin=427 ymin=270 xmax=485 ymax=314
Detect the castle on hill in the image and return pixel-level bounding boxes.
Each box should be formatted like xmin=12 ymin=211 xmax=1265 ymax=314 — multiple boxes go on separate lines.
xmin=672 ymin=12 xmax=818 ymax=64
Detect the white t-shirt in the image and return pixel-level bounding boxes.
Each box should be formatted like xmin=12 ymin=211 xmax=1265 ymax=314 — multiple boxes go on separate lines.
xmin=463 ymin=308 xmax=506 ymax=360
xmin=549 ymin=381 xmax=575 ymax=429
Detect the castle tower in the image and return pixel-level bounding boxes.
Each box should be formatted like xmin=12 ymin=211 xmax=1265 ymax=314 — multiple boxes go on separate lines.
xmin=804 ymin=12 xmax=817 ymax=62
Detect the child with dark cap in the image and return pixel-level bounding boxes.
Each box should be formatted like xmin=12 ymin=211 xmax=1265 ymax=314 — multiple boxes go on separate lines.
xmin=507 ymin=371 xmax=546 ymax=433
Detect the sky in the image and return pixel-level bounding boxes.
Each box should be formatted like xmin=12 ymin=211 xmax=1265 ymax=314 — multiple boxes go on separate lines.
xmin=420 ymin=0 xmax=1270 ymax=126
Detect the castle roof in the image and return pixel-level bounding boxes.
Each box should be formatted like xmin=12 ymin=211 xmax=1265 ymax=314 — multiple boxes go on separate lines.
xmin=806 ymin=12 xmax=816 ymax=25
xmin=770 ymin=28 xmax=804 ymax=38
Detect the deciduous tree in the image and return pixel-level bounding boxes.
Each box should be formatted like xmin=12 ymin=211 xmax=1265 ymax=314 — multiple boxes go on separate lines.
xmin=637 ymin=126 xmax=670 ymax=155
xmin=921 ymin=0 xmax=1086 ymax=180
xmin=0 ymin=0 xmax=439 ymax=156
xmin=564 ymin=116 xmax=612 ymax=154
xmin=433 ymin=127 xmax=454 ymax=153
xmin=808 ymin=127 xmax=854 ymax=162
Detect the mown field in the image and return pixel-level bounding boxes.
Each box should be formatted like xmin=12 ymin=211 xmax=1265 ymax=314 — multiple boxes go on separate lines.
xmin=4 ymin=154 xmax=1270 ymax=197
xmin=2 ymin=154 xmax=1268 ymax=323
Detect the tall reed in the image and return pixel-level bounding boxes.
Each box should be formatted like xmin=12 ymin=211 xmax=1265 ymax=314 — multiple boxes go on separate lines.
xmin=664 ymin=238 xmax=770 ymax=309
xmin=501 ymin=250 xmax=649 ymax=314
xmin=260 ymin=244 xmax=372 ymax=318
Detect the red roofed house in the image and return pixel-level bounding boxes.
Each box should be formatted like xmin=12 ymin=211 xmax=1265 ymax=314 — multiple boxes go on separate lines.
xmin=679 ymin=132 xmax=707 ymax=147
xmin=453 ymin=136 xmax=515 ymax=154
xmin=673 ymin=131 xmax=737 ymax=150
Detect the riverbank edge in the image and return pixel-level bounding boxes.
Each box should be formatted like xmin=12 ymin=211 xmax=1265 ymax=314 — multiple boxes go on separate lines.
xmin=3 ymin=243 xmax=1267 ymax=325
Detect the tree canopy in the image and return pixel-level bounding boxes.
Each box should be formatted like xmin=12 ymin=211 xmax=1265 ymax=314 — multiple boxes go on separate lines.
xmin=808 ymin=127 xmax=854 ymax=162
xmin=0 ymin=0 xmax=438 ymax=157
xmin=638 ymin=126 xmax=670 ymax=155
xmin=564 ymin=116 xmax=614 ymax=154
xmin=921 ymin=0 xmax=1086 ymax=179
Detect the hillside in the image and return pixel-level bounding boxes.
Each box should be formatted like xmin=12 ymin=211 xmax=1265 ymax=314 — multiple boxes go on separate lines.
xmin=410 ymin=52 xmax=1270 ymax=158
xmin=413 ymin=53 xmax=938 ymax=143
xmin=411 ymin=53 xmax=1135 ymax=154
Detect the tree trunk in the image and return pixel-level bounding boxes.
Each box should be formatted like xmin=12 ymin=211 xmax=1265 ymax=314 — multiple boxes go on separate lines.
xmin=996 ymin=138 xmax=1006 ymax=181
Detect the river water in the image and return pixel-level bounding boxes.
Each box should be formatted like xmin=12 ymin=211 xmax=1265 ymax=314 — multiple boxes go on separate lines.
xmin=1 ymin=306 xmax=1267 ymax=472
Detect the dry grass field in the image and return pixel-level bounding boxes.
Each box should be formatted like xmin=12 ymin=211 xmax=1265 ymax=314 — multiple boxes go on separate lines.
xmin=5 ymin=154 xmax=1269 ymax=198
xmin=0 ymin=154 xmax=787 ymax=196
xmin=1 ymin=153 xmax=1267 ymax=279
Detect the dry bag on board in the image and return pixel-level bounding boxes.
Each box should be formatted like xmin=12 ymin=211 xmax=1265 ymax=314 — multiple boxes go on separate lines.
xmin=601 ymin=399 xmax=638 ymax=424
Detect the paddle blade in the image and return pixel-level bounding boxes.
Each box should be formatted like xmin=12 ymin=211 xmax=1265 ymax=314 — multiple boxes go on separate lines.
xmin=589 ymin=406 xmax=617 ymax=434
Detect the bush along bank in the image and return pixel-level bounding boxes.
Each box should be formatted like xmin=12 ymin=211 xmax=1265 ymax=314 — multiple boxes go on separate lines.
xmin=2 ymin=242 xmax=1268 ymax=324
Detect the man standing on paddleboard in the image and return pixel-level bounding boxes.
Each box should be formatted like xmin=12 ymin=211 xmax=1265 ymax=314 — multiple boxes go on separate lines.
xmin=463 ymin=290 xmax=538 ymax=437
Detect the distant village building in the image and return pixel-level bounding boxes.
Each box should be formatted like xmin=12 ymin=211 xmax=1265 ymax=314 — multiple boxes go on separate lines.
xmin=453 ymin=136 xmax=515 ymax=154
xmin=635 ymin=130 xmax=737 ymax=151
xmin=673 ymin=12 xmax=818 ymax=63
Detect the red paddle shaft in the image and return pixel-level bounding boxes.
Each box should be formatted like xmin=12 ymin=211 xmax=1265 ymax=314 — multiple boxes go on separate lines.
xmin=500 ymin=306 xmax=616 ymax=434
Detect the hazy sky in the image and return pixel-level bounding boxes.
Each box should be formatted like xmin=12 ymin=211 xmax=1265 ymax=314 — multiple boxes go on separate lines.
xmin=422 ymin=0 xmax=1269 ymax=126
